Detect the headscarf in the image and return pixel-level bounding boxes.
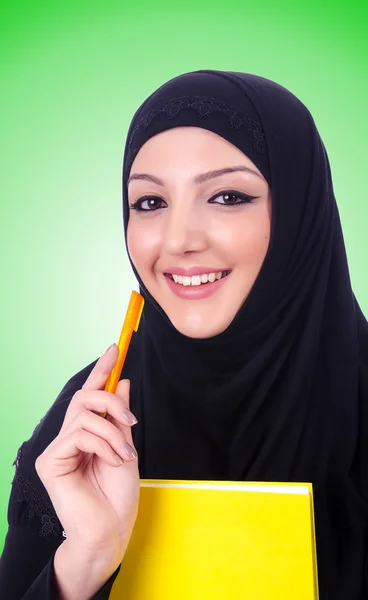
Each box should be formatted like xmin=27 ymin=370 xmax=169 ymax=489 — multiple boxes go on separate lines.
xmin=119 ymin=70 xmax=368 ymax=597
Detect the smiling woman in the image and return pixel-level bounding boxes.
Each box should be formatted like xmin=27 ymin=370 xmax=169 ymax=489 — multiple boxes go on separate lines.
xmin=127 ymin=127 xmax=271 ymax=337
xmin=1 ymin=70 xmax=368 ymax=600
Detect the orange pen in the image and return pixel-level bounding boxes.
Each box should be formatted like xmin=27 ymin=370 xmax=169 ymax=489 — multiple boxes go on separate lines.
xmin=100 ymin=290 xmax=144 ymax=418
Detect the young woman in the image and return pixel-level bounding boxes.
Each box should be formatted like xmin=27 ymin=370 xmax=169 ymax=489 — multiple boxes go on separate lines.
xmin=1 ymin=70 xmax=367 ymax=599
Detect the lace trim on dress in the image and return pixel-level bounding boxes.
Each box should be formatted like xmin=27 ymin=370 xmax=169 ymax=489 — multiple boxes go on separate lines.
xmin=12 ymin=445 xmax=63 ymax=538
xmin=128 ymin=95 xmax=267 ymax=154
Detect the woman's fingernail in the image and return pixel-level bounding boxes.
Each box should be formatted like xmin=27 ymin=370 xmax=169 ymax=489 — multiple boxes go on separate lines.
xmin=124 ymin=442 xmax=138 ymax=459
xmin=113 ymin=452 xmax=124 ymax=465
xmin=122 ymin=408 xmax=138 ymax=425
xmin=105 ymin=343 xmax=116 ymax=355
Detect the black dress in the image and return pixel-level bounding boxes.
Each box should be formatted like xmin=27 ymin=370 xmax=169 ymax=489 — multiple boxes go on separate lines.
xmin=0 ymin=360 xmax=121 ymax=599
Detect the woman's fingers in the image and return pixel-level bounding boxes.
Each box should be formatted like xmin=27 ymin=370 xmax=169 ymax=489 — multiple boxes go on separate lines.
xmin=114 ymin=379 xmax=135 ymax=427
xmin=112 ymin=379 xmax=137 ymax=449
xmin=58 ymin=408 xmax=138 ymax=461
xmin=58 ymin=345 xmax=139 ymax=463
xmin=82 ymin=344 xmax=119 ymax=392
xmin=66 ymin=384 xmax=137 ymax=431
xmin=67 ymin=344 xmax=137 ymax=427
xmin=36 ymin=428 xmax=125 ymax=479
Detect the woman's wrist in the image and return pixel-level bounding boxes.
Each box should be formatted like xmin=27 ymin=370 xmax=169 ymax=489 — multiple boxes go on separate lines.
xmin=53 ymin=538 xmax=122 ymax=600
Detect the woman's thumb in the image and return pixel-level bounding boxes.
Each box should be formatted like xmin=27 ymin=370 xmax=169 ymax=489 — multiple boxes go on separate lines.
xmin=115 ymin=379 xmax=137 ymax=447
xmin=116 ymin=378 xmax=131 ymax=409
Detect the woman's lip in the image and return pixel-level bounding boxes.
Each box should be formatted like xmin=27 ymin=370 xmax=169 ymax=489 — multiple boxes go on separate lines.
xmin=164 ymin=267 xmax=231 ymax=277
xmin=163 ymin=272 xmax=230 ymax=300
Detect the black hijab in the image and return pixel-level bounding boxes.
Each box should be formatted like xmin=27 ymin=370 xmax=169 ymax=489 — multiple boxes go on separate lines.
xmin=119 ymin=70 xmax=368 ymax=597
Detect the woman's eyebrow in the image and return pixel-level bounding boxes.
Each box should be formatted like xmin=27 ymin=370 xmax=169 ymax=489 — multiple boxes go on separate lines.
xmin=127 ymin=165 xmax=263 ymax=186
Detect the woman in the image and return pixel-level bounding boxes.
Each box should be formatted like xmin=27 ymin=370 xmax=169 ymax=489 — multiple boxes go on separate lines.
xmin=0 ymin=69 xmax=367 ymax=599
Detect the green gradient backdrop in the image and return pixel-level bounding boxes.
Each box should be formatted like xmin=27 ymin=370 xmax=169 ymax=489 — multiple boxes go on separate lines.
xmin=1 ymin=1 xmax=367 ymax=551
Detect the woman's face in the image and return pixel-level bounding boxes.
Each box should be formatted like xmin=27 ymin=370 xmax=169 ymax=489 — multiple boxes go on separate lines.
xmin=127 ymin=126 xmax=271 ymax=339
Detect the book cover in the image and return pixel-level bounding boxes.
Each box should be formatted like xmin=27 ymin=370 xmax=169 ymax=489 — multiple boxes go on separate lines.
xmin=109 ymin=479 xmax=319 ymax=599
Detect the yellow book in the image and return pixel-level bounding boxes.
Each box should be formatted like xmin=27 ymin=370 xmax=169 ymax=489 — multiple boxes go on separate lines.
xmin=109 ymin=479 xmax=319 ymax=599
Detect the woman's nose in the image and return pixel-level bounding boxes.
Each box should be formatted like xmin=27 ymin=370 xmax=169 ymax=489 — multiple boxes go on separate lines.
xmin=162 ymin=205 xmax=207 ymax=256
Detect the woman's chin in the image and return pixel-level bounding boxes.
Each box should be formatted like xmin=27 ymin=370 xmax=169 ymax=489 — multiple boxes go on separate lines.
xmin=167 ymin=312 xmax=233 ymax=340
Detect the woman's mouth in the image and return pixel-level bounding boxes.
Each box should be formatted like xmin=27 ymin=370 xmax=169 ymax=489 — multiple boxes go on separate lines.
xmin=163 ymin=269 xmax=232 ymax=299
xmin=164 ymin=270 xmax=231 ymax=287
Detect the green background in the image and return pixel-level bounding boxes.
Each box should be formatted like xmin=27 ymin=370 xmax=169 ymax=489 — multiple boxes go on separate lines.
xmin=1 ymin=0 xmax=367 ymax=552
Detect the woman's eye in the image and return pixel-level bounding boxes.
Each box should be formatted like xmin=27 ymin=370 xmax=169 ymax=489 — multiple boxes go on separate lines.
xmin=129 ymin=190 xmax=259 ymax=211
xmin=208 ymin=191 xmax=258 ymax=206
xmin=129 ymin=196 xmax=166 ymax=211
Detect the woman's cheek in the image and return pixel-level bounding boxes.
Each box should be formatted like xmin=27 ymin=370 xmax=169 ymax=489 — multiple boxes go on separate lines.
xmin=220 ymin=213 xmax=270 ymax=267
xmin=211 ymin=217 xmax=256 ymax=259
xmin=127 ymin=220 xmax=162 ymax=274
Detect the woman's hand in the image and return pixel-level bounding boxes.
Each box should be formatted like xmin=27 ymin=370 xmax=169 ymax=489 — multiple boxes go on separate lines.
xmin=35 ymin=344 xmax=140 ymax=562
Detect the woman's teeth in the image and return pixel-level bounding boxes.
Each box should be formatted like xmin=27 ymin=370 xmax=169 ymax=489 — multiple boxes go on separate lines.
xmin=169 ymin=271 xmax=230 ymax=287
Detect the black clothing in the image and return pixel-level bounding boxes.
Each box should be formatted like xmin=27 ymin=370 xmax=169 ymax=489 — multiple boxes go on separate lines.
xmin=0 ymin=364 xmax=122 ymax=599
xmin=122 ymin=71 xmax=368 ymax=597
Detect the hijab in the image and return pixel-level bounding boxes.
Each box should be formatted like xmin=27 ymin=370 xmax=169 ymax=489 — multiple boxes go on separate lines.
xmin=119 ymin=70 xmax=368 ymax=597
